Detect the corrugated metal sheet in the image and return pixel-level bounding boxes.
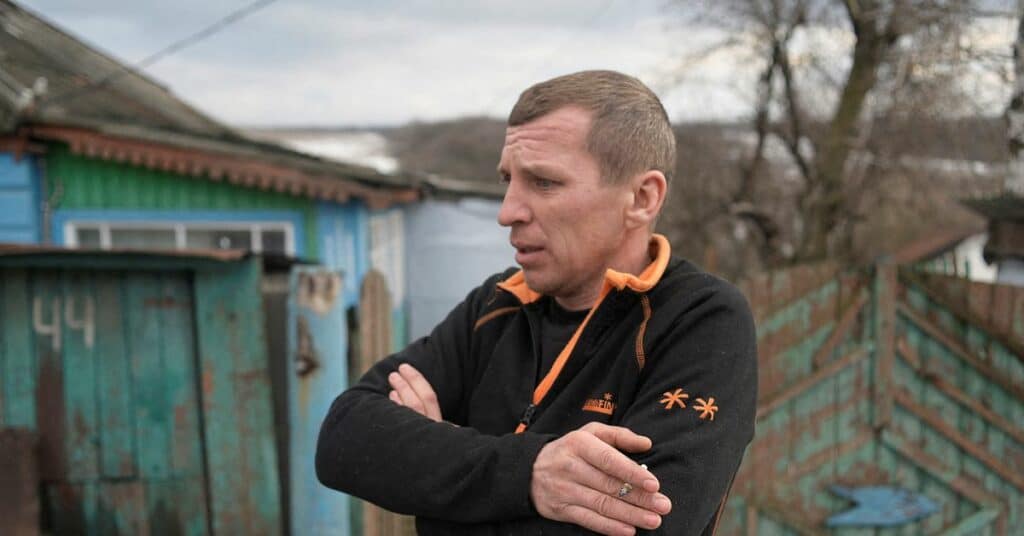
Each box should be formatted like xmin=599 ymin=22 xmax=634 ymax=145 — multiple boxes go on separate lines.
xmin=723 ymin=263 xmax=1024 ymax=535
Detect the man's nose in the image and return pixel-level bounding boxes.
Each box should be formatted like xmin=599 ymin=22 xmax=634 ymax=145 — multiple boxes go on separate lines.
xmin=497 ymin=179 xmax=530 ymax=227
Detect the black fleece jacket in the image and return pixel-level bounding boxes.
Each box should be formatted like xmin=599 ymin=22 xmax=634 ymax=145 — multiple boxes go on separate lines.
xmin=316 ymin=236 xmax=758 ymax=535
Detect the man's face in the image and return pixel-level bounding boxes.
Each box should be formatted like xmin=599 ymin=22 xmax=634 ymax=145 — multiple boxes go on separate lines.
xmin=497 ymin=106 xmax=633 ymax=308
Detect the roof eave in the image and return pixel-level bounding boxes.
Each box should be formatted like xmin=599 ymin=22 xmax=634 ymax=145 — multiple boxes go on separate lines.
xmin=26 ymin=123 xmax=420 ymax=208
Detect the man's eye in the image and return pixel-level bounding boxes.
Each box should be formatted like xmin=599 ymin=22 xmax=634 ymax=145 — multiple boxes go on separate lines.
xmin=535 ymin=178 xmax=554 ymax=190
xmin=499 ymin=173 xmax=511 ymax=184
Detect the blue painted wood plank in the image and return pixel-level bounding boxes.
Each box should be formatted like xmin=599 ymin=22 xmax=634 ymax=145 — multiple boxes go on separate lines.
xmin=97 ymin=481 xmax=149 ymax=535
xmin=44 ymin=482 xmax=99 ymax=535
xmin=62 ymin=271 xmax=100 ymax=482
xmin=194 ymin=257 xmax=281 ymax=534
xmin=125 ymin=274 xmax=172 ymax=479
xmin=826 ymin=485 xmax=939 ymax=527
xmin=0 ymin=190 xmax=35 ymax=226
xmin=230 ymin=261 xmax=283 ymax=534
xmin=942 ymin=508 xmax=999 ymax=536
xmin=194 ymin=278 xmax=246 ymax=533
xmin=144 ymin=480 xmax=209 ymax=536
xmin=0 ymin=153 xmax=32 ymax=185
xmin=158 ymin=275 xmax=205 ymax=479
xmin=1 ymin=268 xmax=37 ymax=428
xmin=288 ymin=267 xmax=350 ymax=536
xmin=0 ymin=273 xmax=4 ymax=423
xmin=95 ymin=273 xmax=137 ymax=478
xmin=33 ymin=270 xmax=69 ymax=480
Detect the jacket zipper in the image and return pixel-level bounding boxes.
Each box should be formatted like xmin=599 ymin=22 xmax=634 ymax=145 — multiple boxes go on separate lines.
xmin=520 ymin=303 xmax=544 ymax=430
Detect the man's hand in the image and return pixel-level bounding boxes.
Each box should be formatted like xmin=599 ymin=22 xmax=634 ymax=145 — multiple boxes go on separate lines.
xmin=530 ymin=422 xmax=672 ymax=536
xmin=388 ymin=363 xmax=443 ymax=422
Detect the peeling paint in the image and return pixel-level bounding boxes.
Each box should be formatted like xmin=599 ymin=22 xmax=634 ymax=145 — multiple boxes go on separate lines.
xmin=296 ymin=272 xmax=341 ymax=316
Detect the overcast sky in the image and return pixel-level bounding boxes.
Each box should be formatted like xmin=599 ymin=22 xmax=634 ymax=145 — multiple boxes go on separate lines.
xmin=17 ymin=0 xmax=764 ymax=126
xmin=17 ymin=1 xmax=1016 ymax=128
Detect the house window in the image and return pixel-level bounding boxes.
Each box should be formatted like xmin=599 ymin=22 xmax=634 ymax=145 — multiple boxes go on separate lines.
xmin=65 ymin=221 xmax=295 ymax=255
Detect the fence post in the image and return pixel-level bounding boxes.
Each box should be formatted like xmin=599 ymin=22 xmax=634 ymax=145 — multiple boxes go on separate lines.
xmin=872 ymin=262 xmax=898 ymax=430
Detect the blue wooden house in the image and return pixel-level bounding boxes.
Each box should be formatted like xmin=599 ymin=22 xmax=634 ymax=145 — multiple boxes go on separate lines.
xmin=0 ymin=1 xmax=439 ymax=534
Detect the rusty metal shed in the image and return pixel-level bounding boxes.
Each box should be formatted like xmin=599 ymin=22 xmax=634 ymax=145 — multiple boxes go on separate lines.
xmin=0 ymin=245 xmax=282 ymax=534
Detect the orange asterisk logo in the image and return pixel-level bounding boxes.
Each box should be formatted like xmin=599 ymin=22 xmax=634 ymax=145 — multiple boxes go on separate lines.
xmin=660 ymin=388 xmax=689 ymax=410
xmin=694 ymin=397 xmax=718 ymax=421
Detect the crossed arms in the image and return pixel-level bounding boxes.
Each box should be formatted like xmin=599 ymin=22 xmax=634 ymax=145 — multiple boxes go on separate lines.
xmin=315 ymin=275 xmax=757 ymax=535
xmin=388 ymin=362 xmax=671 ymax=535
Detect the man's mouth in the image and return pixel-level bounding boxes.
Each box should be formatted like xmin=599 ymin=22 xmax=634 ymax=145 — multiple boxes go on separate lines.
xmin=512 ymin=242 xmax=544 ymax=264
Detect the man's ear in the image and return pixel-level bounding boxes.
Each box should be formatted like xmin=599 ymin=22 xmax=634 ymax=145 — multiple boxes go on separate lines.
xmin=624 ymin=170 xmax=667 ymax=229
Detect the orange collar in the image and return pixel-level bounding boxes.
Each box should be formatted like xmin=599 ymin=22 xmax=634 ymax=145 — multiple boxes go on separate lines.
xmin=497 ymin=234 xmax=671 ymax=304
xmin=503 ymin=233 xmax=672 ymax=433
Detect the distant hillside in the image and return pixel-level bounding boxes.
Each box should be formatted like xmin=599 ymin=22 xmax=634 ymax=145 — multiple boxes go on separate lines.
xmin=249 ymin=115 xmax=1008 ymax=185
xmin=383 ymin=116 xmax=507 ymax=184
xmin=376 ymin=115 xmax=1008 ymax=183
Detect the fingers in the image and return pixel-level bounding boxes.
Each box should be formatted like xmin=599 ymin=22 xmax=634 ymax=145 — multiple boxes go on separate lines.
xmin=533 ymin=477 xmax=662 ymax=535
xmin=575 ymin=485 xmax=663 ymax=533
xmin=570 ymin=458 xmax=672 ymax=516
xmin=396 ymin=364 xmax=441 ymax=420
xmin=387 ymin=364 xmax=442 ymax=421
xmin=584 ymin=422 xmax=653 ymax=453
xmin=531 ymin=425 xmax=669 ymax=534
xmin=574 ymin=428 xmax=659 ymax=494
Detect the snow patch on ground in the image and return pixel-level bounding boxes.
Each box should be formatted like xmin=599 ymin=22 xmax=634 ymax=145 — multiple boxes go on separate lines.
xmin=249 ymin=129 xmax=400 ymax=174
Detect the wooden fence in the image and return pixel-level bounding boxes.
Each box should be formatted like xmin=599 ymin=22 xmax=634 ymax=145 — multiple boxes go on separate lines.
xmin=721 ymin=262 xmax=1024 ymax=535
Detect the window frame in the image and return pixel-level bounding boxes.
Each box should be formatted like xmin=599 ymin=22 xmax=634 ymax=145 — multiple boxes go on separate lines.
xmin=64 ymin=220 xmax=296 ymax=255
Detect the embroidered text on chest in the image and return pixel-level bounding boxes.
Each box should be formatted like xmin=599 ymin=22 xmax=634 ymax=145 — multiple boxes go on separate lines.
xmin=582 ymin=392 xmax=617 ymax=415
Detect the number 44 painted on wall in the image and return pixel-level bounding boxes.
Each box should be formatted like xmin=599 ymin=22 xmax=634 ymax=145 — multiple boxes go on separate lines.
xmin=32 ymin=296 xmax=95 ymax=352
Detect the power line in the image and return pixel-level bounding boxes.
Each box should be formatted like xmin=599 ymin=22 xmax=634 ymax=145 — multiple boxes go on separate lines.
xmin=38 ymin=0 xmax=280 ymax=109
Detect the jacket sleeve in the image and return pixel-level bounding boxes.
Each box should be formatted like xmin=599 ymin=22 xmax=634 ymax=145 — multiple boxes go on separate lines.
xmin=315 ymin=276 xmax=556 ymax=523
xmin=479 ymin=277 xmax=758 ymax=535
xmin=623 ymin=277 xmax=758 ymax=535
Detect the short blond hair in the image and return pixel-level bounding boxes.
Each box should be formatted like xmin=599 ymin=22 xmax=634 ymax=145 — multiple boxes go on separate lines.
xmin=508 ymin=70 xmax=676 ymax=185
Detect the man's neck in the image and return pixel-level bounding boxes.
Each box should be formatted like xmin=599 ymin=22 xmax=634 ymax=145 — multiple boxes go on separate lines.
xmin=554 ymin=233 xmax=655 ymax=311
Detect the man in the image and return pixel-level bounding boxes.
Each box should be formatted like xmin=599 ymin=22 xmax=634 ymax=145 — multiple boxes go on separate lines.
xmin=316 ymin=70 xmax=757 ymax=535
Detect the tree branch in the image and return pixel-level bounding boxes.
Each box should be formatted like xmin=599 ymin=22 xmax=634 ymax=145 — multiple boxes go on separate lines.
xmin=775 ymin=38 xmax=815 ymax=186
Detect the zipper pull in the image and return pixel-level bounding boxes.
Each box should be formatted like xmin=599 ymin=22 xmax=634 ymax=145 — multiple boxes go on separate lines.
xmin=519 ymin=403 xmax=537 ymax=428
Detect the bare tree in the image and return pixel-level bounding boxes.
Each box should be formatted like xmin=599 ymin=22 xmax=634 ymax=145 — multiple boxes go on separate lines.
xmin=671 ymin=0 xmax=1012 ymax=272
xmin=1009 ymin=0 xmax=1024 ymax=192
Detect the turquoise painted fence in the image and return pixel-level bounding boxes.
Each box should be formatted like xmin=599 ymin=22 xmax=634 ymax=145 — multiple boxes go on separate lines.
xmin=725 ymin=263 xmax=1024 ymax=535
xmin=0 ymin=253 xmax=281 ymax=534
xmin=287 ymin=267 xmax=350 ymax=535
